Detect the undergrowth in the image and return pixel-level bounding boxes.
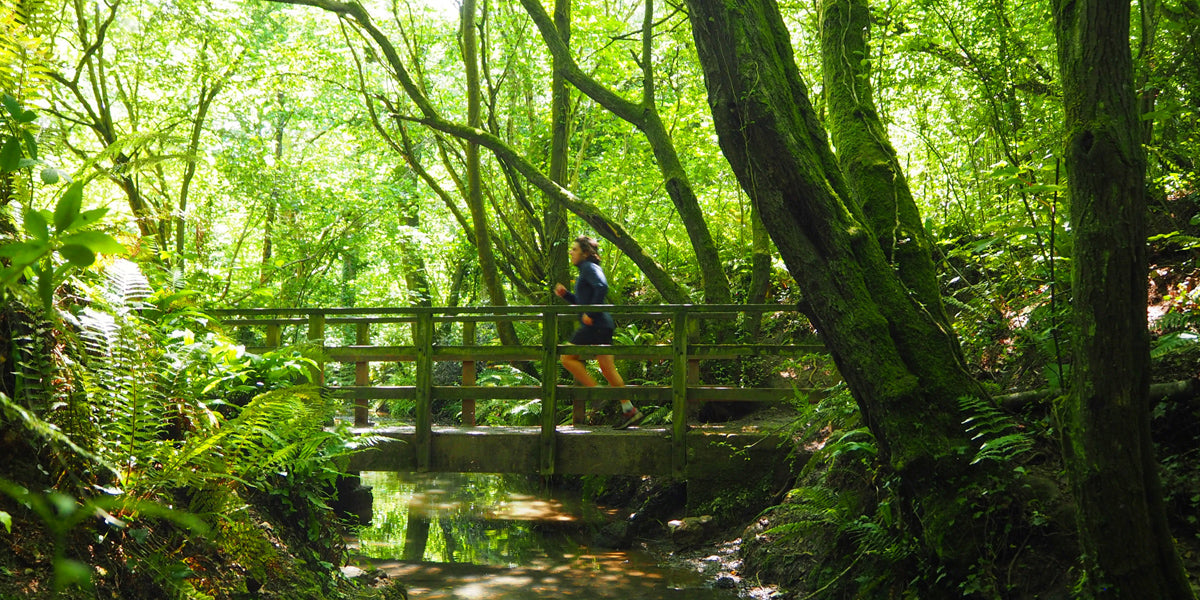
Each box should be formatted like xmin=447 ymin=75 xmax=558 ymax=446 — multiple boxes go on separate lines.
xmin=0 ymin=259 xmax=377 ymax=599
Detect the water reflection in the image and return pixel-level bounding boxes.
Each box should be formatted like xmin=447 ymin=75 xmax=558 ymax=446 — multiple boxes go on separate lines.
xmin=351 ymin=472 xmax=739 ymax=599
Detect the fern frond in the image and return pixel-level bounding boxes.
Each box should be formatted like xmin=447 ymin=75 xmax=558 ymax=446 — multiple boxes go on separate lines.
xmin=1151 ymin=331 xmax=1200 ymax=359
xmin=0 ymin=392 xmax=117 ymax=476
xmin=76 ymin=265 xmax=170 ymax=484
xmin=99 ymin=259 xmax=153 ymax=313
xmin=959 ymin=396 xmax=1033 ymax=465
xmin=1153 ymin=310 xmax=1200 ymax=333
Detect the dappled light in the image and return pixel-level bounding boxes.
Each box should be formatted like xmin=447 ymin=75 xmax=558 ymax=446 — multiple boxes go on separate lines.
xmin=350 ymin=473 xmax=735 ymax=598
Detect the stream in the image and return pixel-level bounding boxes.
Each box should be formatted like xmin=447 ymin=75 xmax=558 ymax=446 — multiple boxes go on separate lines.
xmin=347 ymin=472 xmax=754 ymax=599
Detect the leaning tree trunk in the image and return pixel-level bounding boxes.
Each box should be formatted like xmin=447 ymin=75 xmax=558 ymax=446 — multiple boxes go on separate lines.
xmin=544 ymin=0 xmax=571 ymax=305
xmin=820 ymin=0 xmax=950 ymax=330
xmin=684 ymin=0 xmax=996 ymax=589
xmin=463 ymin=0 xmax=517 ymax=345
xmin=1053 ymin=0 xmax=1195 ymax=595
xmin=273 ymin=0 xmax=693 ymax=306
xmin=520 ymin=0 xmax=731 ymax=303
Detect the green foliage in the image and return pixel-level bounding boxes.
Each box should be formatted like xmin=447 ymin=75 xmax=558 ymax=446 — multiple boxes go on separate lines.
xmin=959 ymin=396 xmax=1034 ymax=465
xmin=2 ymin=253 xmax=362 ymax=597
xmin=0 ymin=95 xmax=126 ymax=314
xmin=474 ymin=365 xmax=543 ymax=426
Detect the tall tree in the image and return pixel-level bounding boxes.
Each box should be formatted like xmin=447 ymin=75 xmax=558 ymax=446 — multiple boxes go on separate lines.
xmin=685 ymin=0 xmax=990 ymax=582
xmin=462 ymin=0 xmax=518 ymax=344
xmin=820 ymin=0 xmax=949 ymax=329
xmin=543 ymin=0 xmax=571 ymax=302
xmin=519 ymin=0 xmax=732 ymax=303
xmin=272 ymin=0 xmax=693 ymax=304
xmin=1053 ymin=0 xmax=1195 ymax=594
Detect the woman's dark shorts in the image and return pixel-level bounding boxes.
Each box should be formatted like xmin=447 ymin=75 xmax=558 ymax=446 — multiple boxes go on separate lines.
xmin=569 ymin=324 xmax=614 ymax=346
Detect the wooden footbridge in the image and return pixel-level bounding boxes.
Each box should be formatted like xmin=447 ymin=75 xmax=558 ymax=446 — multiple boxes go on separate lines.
xmin=212 ymin=304 xmax=821 ymax=479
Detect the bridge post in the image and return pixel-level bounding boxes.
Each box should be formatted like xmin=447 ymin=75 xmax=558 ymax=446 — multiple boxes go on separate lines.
xmin=540 ymin=309 xmax=559 ymax=475
xmin=672 ymin=308 xmax=689 ymax=477
xmin=306 ymin=313 xmax=325 ymax=386
xmin=414 ymin=311 xmax=434 ymax=471
xmin=461 ymin=320 xmax=476 ymax=426
xmin=354 ymin=322 xmax=370 ymax=427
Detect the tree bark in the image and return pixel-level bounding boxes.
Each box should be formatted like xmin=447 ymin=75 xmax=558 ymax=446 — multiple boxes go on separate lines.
xmin=820 ymin=0 xmax=951 ymax=330
xmin=463 ymin=0 xmax=518 ymax=345
xmin=684 ymin=0 xmax=994 ymax=587
xmin=519 ymin=0 xmax=729 ymax=303
xmin=544 ymin=0 xmax=571 ymax=304
xmin=1053 ymin=0 xmax=1195 ymax=595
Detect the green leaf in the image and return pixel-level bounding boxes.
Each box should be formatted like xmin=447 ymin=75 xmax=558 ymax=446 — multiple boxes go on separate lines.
xmin=0 ymin=240 xmax=50 ymax=264
xmin=54 ymin=558 xmax=93 ymax=590
xmin=63 ymin=207 xmax=110 ymax=232
xmin=1023 ymin=183 xmax=1062 ymax=194
xmin=16 ymin=110 xmax=37 ymax=124
xmin=60 ymin=231 xmax=126 ymax=255
xmin=0 ymin=137 xmax=20 ymax=172
xmin=20 ymin=130 xmax=36 ymax=158
xmin=0 ymin=509 xmax=10 ymax=533
xmin=40 ymin=168 xmax=63 ymax=185
xmin=37 ymin=263 xmax=54 ymax=312
xmin=1 ymin=94 xmax=20 ymax=118
xmin=23 ymin=209 xmax=50 ymax=242
xmin=54 ymin=182 xmax=84 ymax=233
xmin=59 ymin=244 xmax=97 ymax=267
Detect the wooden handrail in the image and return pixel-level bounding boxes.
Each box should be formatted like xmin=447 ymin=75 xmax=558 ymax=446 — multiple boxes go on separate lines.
xmin=212 ymin=304 xmax=816 ymax=476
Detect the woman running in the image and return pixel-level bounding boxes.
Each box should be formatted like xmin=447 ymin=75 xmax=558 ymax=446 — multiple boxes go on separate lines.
xmin=554 ymin=235 xmax=644 ymax=429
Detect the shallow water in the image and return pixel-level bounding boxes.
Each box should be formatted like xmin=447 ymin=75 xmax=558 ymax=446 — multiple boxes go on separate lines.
xmin=349 ymin=472 xmax=741 ymax=599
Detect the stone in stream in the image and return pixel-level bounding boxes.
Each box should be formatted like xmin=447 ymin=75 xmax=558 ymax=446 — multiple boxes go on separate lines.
xmin=667 ymin=515 xmax=714 ymax=549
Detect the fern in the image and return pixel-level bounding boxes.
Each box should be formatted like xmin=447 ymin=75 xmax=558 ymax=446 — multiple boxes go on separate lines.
xmin=1151 ymin=331 xmax=1200 ymax=359
xmin=68 ymin=260 xmax=175 ymax=489
xmin=78 ymin=304 xmax=168 ymax=478
xmin=153 ymin=385 xmax=347 ymax=495
xmin=959 ymin=395 xmax=1033 ymax=465
xmin=1153 ymin=309 xmax=1200 ymax=333
xmin=97 ymin=259 xmax=153 ymax=312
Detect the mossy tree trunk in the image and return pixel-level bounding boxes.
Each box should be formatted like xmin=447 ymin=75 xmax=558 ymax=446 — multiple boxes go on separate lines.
xmin=685 ymin=0 xmax=992 ymax=586
xmin=462 ymin=0 xmax=517 ymax=345
xmin=820 ymin=0 xmax=950 ymax=331
xmin=1053 ymin=0 xmax=1195 ymax=595
xmin=544 ymin=0 xmax=571 ymax=305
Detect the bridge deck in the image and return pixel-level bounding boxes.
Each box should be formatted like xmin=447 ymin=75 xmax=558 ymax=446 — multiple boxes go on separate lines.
xmin=347 ymin=423 xmax=788 ymax=477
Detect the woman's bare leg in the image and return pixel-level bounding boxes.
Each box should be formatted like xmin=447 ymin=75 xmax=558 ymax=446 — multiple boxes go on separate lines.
xmin=596 ymin=355 xmax=624 ymax=388
xmin=561 ymin=354 xmax=597 ymax=386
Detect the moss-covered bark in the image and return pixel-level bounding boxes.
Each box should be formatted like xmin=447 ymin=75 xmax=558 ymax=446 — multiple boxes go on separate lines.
xmin=684 ymin=0 xmax=998 ymax=588
xmin=1053 ymin=0 xmax=1195 ymax=595
xmin=820 ymin=0 xmax=950 ymax=330
xmin=544 ymin=0 xmax=571 ymax=304
xmin=462 ymin=0 xmax=517 ymax=345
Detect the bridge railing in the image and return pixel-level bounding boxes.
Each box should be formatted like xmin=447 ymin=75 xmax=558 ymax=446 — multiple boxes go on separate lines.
xmin=210 ymin=304 xmax=819 ymax=474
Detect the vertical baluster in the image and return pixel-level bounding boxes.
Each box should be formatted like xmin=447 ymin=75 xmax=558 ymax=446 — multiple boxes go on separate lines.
xmin=355 ymin=321 xmax=370 ymax=427
xmin=415 ymin=312 xmax=434 ymax=471
xmin=672 ymin=308 xmax=689 ymax=477
xmin=540 ymin=309 xmax=559 ymax=475
xmin=307 ymin=313 xmax=325 ymax=386
xmin=461 ymin=320 xmax=476 ymax=426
